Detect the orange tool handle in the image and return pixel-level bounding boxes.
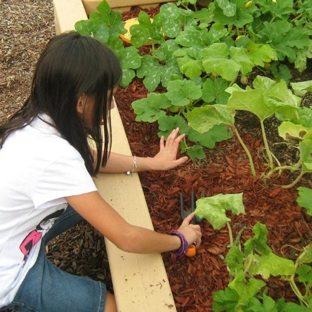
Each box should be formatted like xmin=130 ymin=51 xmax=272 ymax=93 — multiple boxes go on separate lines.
xmin=186 ymin=243 xmax=196 ymax=257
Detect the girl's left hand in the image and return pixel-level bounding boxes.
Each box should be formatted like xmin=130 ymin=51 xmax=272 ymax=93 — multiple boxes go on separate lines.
xmin=152 ymin=128 xmax=188 ymax=170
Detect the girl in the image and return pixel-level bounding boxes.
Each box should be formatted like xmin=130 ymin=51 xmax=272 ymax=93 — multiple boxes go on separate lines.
xmin=0 ymin=32 xmax=202 ymax=312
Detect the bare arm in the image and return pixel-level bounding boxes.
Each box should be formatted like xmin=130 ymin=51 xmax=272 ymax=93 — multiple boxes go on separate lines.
xmin=98 ymin=128 xmax=188 ymax=173
xmin=65 ymin=191 xmax=201 ymax=254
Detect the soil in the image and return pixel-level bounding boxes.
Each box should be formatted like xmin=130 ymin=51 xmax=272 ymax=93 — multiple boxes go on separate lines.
xmin=1 ymin=2 xmax=312 ymax=312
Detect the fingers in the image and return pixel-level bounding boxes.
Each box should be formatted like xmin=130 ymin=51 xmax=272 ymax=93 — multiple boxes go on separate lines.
xmin=155 ymin=127 xmax=188 ymax=170
xmin=166 ymin=128 xmax=185 ymax=147
xmin=174 ymin=156 xmax=188 ymax=166
xmin=192 ymin=225 xmax=202 ymax=247
xmin=183 ymin=212 xmax=195 ymax=225
xmin=180 ymin=213 xmax=202 ymax=248
xmin=159 ymin=135 xmax=165 ymax=150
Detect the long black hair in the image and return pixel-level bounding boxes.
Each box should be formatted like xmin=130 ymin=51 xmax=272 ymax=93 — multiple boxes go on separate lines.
xmin=0 ymin=32 xmax=122 ymax=176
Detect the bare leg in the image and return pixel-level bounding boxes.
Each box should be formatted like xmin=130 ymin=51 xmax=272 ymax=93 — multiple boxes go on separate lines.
xmin=104 ymin=292 xmax=117 ymax=312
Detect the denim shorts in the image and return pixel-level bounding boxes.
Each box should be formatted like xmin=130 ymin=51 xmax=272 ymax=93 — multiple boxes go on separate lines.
xmin=1 ymin=206 xmax=107 ymax=312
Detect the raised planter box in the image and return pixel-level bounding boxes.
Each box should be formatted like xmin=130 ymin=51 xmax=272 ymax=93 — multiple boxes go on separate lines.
xmin=53 ymin=1 xmax=177 ymax=311
xmin=83 ymin=0 xmax=177 ymax=14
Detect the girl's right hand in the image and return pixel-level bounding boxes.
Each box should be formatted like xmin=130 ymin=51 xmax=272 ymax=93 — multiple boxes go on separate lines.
xmin=177 ymin=213 xmax=202 ymax=248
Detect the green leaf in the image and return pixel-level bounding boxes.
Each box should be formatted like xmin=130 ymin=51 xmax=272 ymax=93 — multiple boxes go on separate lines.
xmin=297 ymin=187 xmax=312 ymax=217
xmin=244 ymin=223 xmax=271 ymax=256
xmin=186 ymin=104 xmax=235 ymax=133
xmin=229 ymin=46 xmax=254 ymax=77
xmin=202 ymin=78 xmax=230 ymax=104
xmin=275 ymin=298 xmax=311 ymax=312
xmin=194 ymin=193 xmax=245 ymax=230
xmin=225 ymin=244 xmax=244 ymax=274
xmin=294 ymin=41 xmax=312 ymax=72
xmin=297 ymin=264 xmax=312 ymax=284
xmin=263 ymin=78 xmax=300 ymax=108
xmin=297 ymin=243 xmax=312 ymax=265
xmin=202 ymin=43 xmax=241 ymax=82
xmin=158 ymin=115 xmax=190 ymax=138
xmin=213 ymin=287 xmax=240 ymax=312
xmin=136 ymin=55 xmax=164 ymax=92
xmin=247 ymin=252 xmax=296 ymax=279
xmin=186 ymin=144 xmax=206 ymax=160
xmin=166 ymin=79 xmax=202 ymax=106
xmin=269 ymin=63 xmax=293 ymax=84
xmin=131 ymin=93 xmax=171 ymax=122
xmin=96 ymin=0 xmax=124 ymax=28
xmin=278 ymin=122 xmax=310 ymax=143
xmin=294 ymin=108 xmax=312 ymax=128
xmin=227 ymin=76 xmax=299 ymax=122
xmin=245 ymin=41 xmax=278 ymax=67
xmin=118 ymin=46 xmax=141 ymax=87
xmin=259 ymin=20 xmax=310 ymax=62
xmin=229 ymin=272 xmax=266 ymax=306
xmin=120 ymin=68 xmax=136 ymax=88
xmin=155 ymin=40 xmax=180 ymax=61
xmin=188 ymin=124 xmax=232 ymax=149
xmin=91 ymin=1 xmax=125 ymax=38
xmin=213 ymin=0 xmax=255 ymax=28
xmin=174 ymin=47 xmax=203 ymax=78
xmin=75 ymin=20 xmax=94 ymax=36
xmin=215 ymin=0 xmax=236 ymax=17
xmin=291 ymin=80 xmax=312 ymax=97
xmin=158 ymin=3 xmax=193 ymax=38
xmin=130 ymin=11 xmax=164 ymax=47
xmin=299 ymin=139 xmax=312 ymax=174
xmin=119 ymin=46 xmax=141 ymax=70
xmin=193 ymin=7 xmax=214 ymax=26
xmin=258 ymin=0 xmax=294 ymax=20
xmin=227 ymin=87 xmax=273 ymax=121
xmin=106 ymin=36 xmax=124 ymax=55
xmin=248 ymin=295 xmax=279 ymax=312
xmin=160 ymin=59 xmax=183 ymax=88
xmin=174 ymin=25 xmax=212 ymax=48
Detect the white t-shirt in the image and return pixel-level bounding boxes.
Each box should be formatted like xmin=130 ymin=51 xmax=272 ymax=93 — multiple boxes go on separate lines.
xmin=0 ymin=114 xmax=97 ymax=307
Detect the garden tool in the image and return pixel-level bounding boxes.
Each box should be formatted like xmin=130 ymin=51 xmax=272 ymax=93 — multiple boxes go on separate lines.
xmin=179 ymin=192 xmax=204 ymax=257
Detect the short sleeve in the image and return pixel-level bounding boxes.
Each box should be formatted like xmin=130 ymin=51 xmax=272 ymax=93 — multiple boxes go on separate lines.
xmin=33 ymin=151 xmax=97 ymax=210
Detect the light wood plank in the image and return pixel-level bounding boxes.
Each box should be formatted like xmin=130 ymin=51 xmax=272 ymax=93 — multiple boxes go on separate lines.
xmin=83 ymin=0 xmax=177 ymax=15
xmin=53 ymin=1 xmax=177 ymax=311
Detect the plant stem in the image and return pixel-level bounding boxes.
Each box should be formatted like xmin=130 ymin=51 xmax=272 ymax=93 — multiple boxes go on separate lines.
xmin=243 ymin=254 xmax=254 ymax=275
xmin=226 ymin=222 xmax=234 ymax=247
xmin=260 ymin=120 xmax=274 ymax=169
xmin=264 ymin=160 xmax=301 ymax=179
xmin=282 ymin=172 xmax=304 ymax=189
xmin=287 ymin=261 xmax=309 ymax=308
xmin=233 ymin=127 xmax=256 ymax=177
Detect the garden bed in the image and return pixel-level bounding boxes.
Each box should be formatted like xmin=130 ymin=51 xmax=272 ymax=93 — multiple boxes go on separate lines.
xmin=113 ymin=60 xmax=312 ymax=311
xmin=1 ymin=1 xmax=312 ymax=311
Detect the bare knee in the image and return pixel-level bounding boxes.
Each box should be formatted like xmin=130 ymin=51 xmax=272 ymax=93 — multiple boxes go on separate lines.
xmin=104 ymin=291 xmax=117 ymax=312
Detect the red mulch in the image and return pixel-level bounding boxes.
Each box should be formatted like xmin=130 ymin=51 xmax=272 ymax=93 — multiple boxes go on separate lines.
xmin=114 ymin=78 xmax=312 ymax=311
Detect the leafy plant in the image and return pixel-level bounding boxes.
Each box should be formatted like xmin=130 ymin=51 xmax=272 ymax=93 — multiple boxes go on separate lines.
xmin=226 ymin=76 xmax=300 ymax=171
xmin=75 ymin=0 xmax=312 ymax=181
xmin=75 ymin=1 xmax=141 ymax=87
xmin=194 ymin=193 xmax=245 ymax=245
xmin=185 ymin=103 xmax=257 ymax=176
xmin=185 ymin=76 xmax=312 ymax=181
xmin=74 ymin=2 xmax=312 ymax=309
xmin=194 ymin=194 xmax=312 ymax=311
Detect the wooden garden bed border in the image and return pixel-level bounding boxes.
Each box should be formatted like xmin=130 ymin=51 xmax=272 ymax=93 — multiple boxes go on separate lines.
xmin=53 ymin=0 xmax=177 ymax=311
xmin=83 ymin=0 xmax=176 ymax=14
